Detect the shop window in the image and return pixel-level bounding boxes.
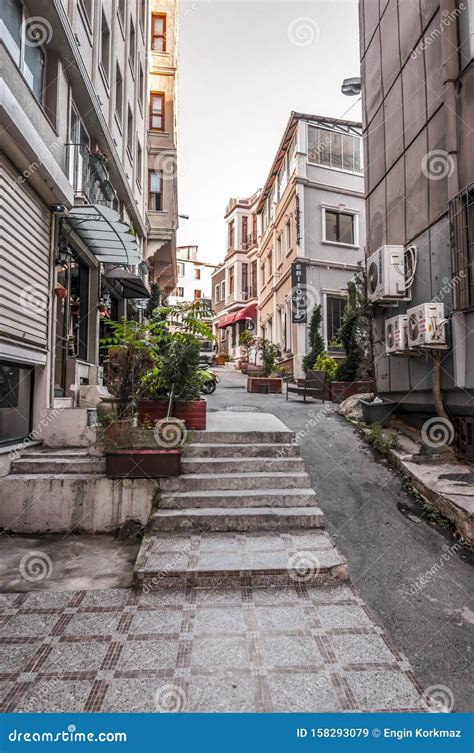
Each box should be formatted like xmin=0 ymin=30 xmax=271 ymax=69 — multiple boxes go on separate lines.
xmin=0 ymin=363 xmax=33 ymax=444
xmin=326 ymin=296 xmax=346 ymax=344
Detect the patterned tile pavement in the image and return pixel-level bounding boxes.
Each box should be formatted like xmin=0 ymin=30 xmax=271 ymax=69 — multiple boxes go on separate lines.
xmin=0 ymin=583 xmax=424 ymax=712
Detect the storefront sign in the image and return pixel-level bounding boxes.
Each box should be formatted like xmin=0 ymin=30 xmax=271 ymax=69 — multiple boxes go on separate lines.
xmin=291 ymin=261 xmax=307 ymax=324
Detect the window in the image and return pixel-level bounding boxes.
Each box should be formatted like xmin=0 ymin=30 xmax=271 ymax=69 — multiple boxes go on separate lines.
xmin=195 ymin=268 xmax=201 ymax=280
xmin=117 ymin=0 xmax=125 ymax=28
xmin=127 ymin=106 xmax=134 ymax=159
xmin=276 ymin=234 xmax=282 ymax=266
xmin=242 ymin=263 xmax=248 ymax=294
xmin=242 ymin=216 xmax=248 ymax=245
xmin=1 ymin=0 xmax=22 ymax=63
xmin=129 ymin=16 xmax=136 ymax=72
xmin=149 ymin=170 xmax=163 ymax=210
xmin=115 ymin=63 xmax=123 ymax=123
xmin=174 ymin=286 xmax=184 ymax=297
xmin=307 ymin=126 xmax=363 ymax=174
xmin=267 ymin=250 xmax=273 ymax=278
xmin=252 ymin=213 xmax=257 ymax=243
xmin=138 ymin=63 xmax=144 ymax=112
xmin=215 ymin=284 xmax=220 ymax=304
xmin=136 ymin=140 xmax=142 ymax=188
xmin=229 ymin=266 xmax=234 ymax=295
xmin=139 ymin=0 xmax=146 ymax=34
xmin=285 ymin=217 xmax=292 ymax=251
xmin=450 ymin=184 xmax=474 ymax=309
xmin=228 ymin=220 xmax=235 ymax=248
xmin=220 ymin=281 xmax=225 ymax=300
xmin=151 ymin=13 xmax=167 ymax=51
xmin=79 ymin=0 xmax=93 ymax=29
xmin=251 ymin=260 xmax=257 ymax=297
xmin=100 ymin=9 xmax=111 ymax=82
xmin=324 ymin=210 xmax=355 ymax=245
xmin=194 ymin=290 xmax=202 ymax=299
xmin=326 ymin=296 xmax=346 ymax=344
xmin=150 ymin=92 xmax=164 ymax=130
xmin=177 ymin=262 xmax=185 ymax=276
xmin=24 ymin=32 xmax=45 ymax=101
xmin=3 ymin=2 xmax=47 ymax=103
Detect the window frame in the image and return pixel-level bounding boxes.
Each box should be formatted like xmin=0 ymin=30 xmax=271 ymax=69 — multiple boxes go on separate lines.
xmin=149 ymin=92 xmax=165 ymax=131
xmin=324 ymin=294 xmax=347 ymax=346
xmin=99 ymin=8 xmax=111 ymax=86
xmin=307 ymin=125 xmax=363 ymax=175
xmin=151 ymin=13 xmax=167 ymax=52
xmin=321 ymin=206 xmax=359 ymax=248
xmin=128 ymin=15 xmax=136 ymax=76
xmin=148 ymin=169 xmax=163 ymax=211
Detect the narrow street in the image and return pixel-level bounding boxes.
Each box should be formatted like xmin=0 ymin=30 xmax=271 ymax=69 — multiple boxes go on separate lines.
xmin=207 ymin=368 xmax=474 ymax=712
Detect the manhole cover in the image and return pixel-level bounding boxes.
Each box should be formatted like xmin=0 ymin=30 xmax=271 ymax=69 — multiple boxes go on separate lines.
xmin=226 ymin=406 xmax=259 ymax=412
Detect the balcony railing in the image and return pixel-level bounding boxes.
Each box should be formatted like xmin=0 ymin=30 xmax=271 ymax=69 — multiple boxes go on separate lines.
xmin=66 ymin=144 xmax=116 ymax=208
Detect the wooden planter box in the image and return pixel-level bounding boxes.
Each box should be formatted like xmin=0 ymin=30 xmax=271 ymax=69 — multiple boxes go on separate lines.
xmin=105 ymin=449 xmax=181 ymax=478
xmin=329 ymin=380 xmax=374 ymax=403
xmin=137 ymin=399 xmax=207 ymax=430
xmin=247 ymin=376 xmax=283 ymax=394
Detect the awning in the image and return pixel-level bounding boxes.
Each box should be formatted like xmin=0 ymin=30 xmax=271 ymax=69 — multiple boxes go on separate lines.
xmin=217 ymin=304 xmax=257 ymax=328
xmin=66 ymin=204 xmax=141 ymax=266
xmin=217 ymin=313 xmax=236 ymax=328
xmin=105 ymin=268 xmax=150 ymax=299
xmin=234 ymin=304 xmax=257 ymax=323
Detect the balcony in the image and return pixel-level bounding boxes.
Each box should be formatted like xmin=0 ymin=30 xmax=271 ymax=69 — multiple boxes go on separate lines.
xmin=66 ymin=144 xmax=116 ymax=208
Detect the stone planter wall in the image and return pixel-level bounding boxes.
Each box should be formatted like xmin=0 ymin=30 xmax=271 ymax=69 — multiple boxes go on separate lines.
xmin=330 ymin=381 xmax=374 ymax=403
xmin=247 ymin=376 xmax=283 ymax=394
xmin=138 ymin=399 xmax=207 ymax=430
xmin=105 ymin=449 xmax=181 ymax=478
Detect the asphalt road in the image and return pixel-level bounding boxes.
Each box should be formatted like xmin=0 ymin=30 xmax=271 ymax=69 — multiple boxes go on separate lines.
xmin=208 ymin=367 xmax=474 ymax=712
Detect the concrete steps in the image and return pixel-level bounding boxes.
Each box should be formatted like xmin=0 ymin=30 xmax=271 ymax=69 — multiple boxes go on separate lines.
xmin=159 ymin=486 xmax=318 ymax=508
xmin=135 ymin=530 xmax=348 ymax=588
xmin=183 ymin=443 xmax=300 ymax=458
xmin=149 ymin=506 xmax=325 ymax=533
xmin=190 ymin=430 xmax=295 ymax=444
xmin=161 ymin=471 xmax=312 ymax=492
xmin=181 ymin=456 xmax=305 ymax=474
xmin=11 ymin=456 xmax=105 ymax=475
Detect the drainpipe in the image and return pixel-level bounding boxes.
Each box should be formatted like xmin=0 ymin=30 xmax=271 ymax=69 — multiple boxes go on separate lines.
xmin=431 ymin=0 xmax=460 ymax=421
xmin=431 ymin=350 xmax=451 ymax=422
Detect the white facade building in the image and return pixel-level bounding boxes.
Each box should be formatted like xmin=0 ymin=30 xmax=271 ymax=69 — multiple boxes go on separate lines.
xmin=168 ymin=246 xmax=217 ymax=306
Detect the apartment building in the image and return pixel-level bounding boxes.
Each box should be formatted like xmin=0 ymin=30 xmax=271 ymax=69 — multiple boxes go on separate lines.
xmin=145 ymin=0 xmax=178 ymax=297
xmin=0 ymin=0 xmax=149 ymax=447
xmin=168 ymin=246 xmax=217 ymax=307
xmin=257 ymin=112 xmax=365 ymax=377
xmin=212 ymin=192 xmax=260 ymax=360
xmin=359 ymin=0 xmax=474 ymax=451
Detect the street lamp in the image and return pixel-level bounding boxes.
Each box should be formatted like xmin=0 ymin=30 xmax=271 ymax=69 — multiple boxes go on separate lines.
xmin=341 ymin=77 xmax=362 ymax=96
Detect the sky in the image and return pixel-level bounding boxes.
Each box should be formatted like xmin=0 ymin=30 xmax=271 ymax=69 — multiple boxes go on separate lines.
xmin=176 ymin=0 xmax=362 ymax=266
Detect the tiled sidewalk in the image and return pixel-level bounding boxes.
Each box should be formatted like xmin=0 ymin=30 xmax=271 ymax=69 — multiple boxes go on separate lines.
xmin=0 ymin=584 xmax=423 ymax=712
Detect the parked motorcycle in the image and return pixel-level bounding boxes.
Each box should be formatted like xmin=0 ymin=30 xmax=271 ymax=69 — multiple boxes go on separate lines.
xmin=200 ymin=367 xmax=219 ymax=395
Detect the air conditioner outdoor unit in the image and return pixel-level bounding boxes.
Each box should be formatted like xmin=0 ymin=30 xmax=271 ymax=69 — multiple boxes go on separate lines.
xmin=366 ymin=245 xmax=406 ymax=302
xmin=406 ymin=303 xmax=447 ymax=348
xmin=385 ymin=314 xmax=408 ymax=354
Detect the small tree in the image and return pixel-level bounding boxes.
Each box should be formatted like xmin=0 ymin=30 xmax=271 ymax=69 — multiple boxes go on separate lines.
xmin=239 ymin=329 xmax=255 ymax=362
xmin=303 ymin=304 xmax=325 ymax=371
xmin=335 ymin=266 xmax=375 ymax=383
xmin=255 ymin=337 xmax=282 ymax=376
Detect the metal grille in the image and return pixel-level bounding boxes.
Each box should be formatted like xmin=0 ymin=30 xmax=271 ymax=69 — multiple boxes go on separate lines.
xmin=449 ymin=183 xmax=474 ymax=310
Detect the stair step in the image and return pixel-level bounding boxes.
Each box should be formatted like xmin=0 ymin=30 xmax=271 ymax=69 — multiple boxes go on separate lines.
xmin=183 ymin=443 xmax=300 ymax=459
xmin=190 ymin=431 xmax=295 ymax=444
xmin=159 ymin=487 xmax=318 ymax=508
xmin=150 ymin=506 xmax=325 ymax=532
xmin=161 ymin=471 xmax=311 ymax=492
xmin=11 ymin=457 xmax=105 ymax=475
xmin=181 ymin=457 xmax=305 ymax=474
xmin=135 ymin=530 xmax=347 ymax=588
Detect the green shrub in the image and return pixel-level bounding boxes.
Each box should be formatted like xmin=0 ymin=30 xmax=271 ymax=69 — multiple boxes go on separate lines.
xmin=313 ymin=352 xmax=338 ymax=382
xmin=303 ymin=304 xmax=325 ymax=371
xmin=367 ymin=424 xmax=400 ymax=456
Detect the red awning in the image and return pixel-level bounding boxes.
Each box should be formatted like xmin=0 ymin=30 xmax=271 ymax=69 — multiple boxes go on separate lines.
xmin=234 ymin=304 xmax=257 ymax=323
xmin=217 ymin=313 xmax=237 ymax=328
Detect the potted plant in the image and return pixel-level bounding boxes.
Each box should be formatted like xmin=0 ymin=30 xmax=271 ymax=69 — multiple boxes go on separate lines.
xmin=247 ymin=337 xmax=283 ymax=394
xmin=313 ymin=352 xmax=338 ymax=388
xmin=100 ymin=320 xmax=182 ymax=478
xmin=238 ymin=330 xmax=255 ymax=374
xmin=329 ymin=273 xmax=375 ymax=403
xmin=136 ymin=300 xmax=213 ymax=430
